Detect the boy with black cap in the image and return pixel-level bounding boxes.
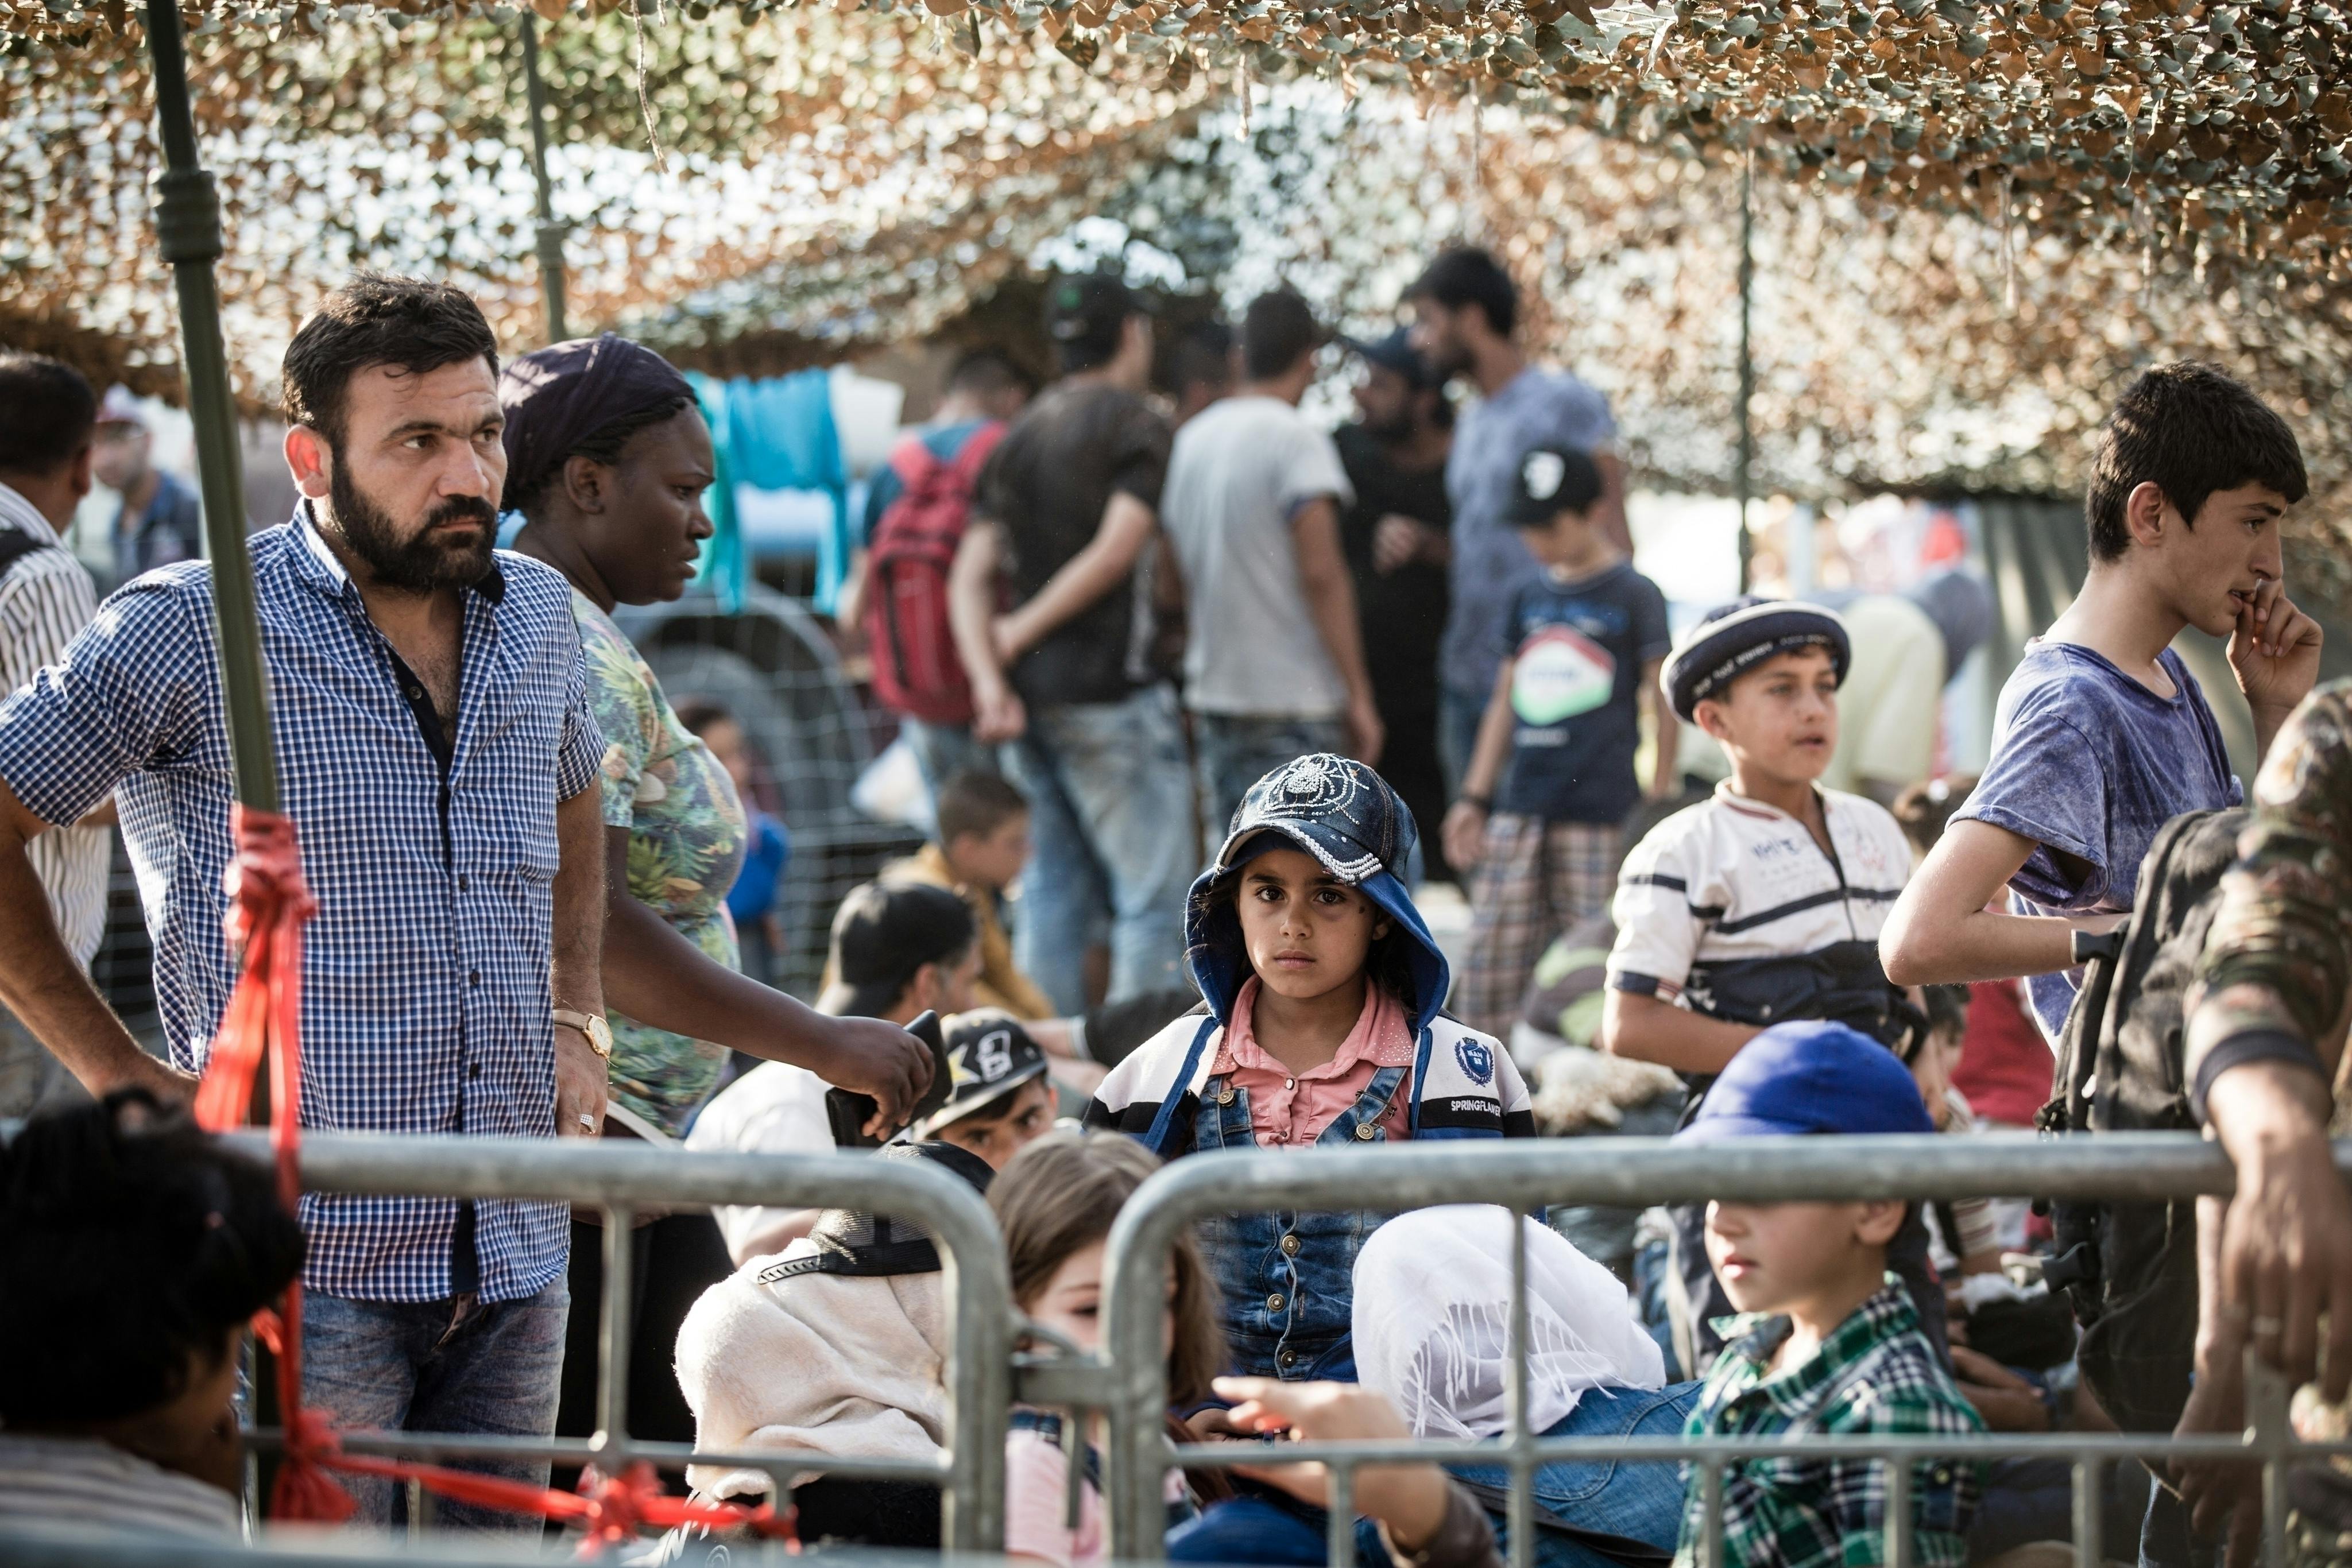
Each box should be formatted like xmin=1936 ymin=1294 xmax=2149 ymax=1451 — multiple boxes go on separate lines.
xmin=1669 ymin=1021 xmax=1983 ymax=1568
xmin=1442 ymin=443 xmax=1674 ymax=1041
xmin=1597 ymin=598 xmax=1924 ymax=1376
xmin=909 ymin=1009 xmax=1058 ymax=1170
xmin=1086 ymin=753 xmax=1534 ymax=1381
xmin=690 ymin=882 xmax=981 ymax=1265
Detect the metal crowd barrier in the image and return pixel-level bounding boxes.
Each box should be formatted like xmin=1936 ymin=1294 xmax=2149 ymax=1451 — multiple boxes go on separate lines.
xmin=215 ymin=1130 xmax=1015 ymax=1554
xmin=1093 ymin=1132 xmax=2352 ymax=1568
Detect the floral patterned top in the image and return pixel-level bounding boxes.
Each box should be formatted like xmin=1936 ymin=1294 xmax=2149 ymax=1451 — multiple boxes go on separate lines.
xmin=572 ymin=591 xmax=749 ymax=1133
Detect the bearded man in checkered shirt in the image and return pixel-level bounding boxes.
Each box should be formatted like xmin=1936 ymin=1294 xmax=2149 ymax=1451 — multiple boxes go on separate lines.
xmin=0 ymin=276 xmax=612 ymax=1530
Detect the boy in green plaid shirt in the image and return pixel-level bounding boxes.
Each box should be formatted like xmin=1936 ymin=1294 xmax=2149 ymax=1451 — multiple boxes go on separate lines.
xmin=1669 ymin=1021 xmax=1984 ymax=1567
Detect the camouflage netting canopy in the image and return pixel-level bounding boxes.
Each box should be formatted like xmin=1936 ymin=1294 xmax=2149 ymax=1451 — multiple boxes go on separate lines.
xmin=6 ymin=0 xmax=2351 ymax=589
xmin=4 ymin=3 xmax=1208 ymax=401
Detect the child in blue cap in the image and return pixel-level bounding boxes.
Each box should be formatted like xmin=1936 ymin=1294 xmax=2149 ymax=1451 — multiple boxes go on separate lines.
xmin=1085 ymin=754 xmax=1534 ymax=1381
xmin=1668 ymin=1020 xmax=1983 ymax=1568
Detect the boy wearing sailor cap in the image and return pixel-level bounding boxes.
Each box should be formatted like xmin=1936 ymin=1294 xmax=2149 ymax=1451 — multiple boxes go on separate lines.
xmin=1596 ymin=597 xmax=1940 ymax=1378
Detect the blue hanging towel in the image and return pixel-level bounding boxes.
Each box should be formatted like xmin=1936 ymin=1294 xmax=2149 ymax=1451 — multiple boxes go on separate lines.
xmin=683 ymin=371 xmax=746 ymax=613
xmin=722 ymin=368 xmax=852 ymax=614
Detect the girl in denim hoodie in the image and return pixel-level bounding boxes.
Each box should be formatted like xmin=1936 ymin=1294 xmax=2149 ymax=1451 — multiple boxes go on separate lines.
xmin=1084 ymin=754 xmax=1534 ymax=1381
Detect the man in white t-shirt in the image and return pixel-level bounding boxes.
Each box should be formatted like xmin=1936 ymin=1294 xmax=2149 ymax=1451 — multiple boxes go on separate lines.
xmin=1159 ymin=289 xmax=1383 ymax=837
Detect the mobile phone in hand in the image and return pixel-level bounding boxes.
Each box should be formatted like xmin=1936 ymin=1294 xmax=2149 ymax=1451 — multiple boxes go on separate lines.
xmin=824 ymin=1009 xmax=952 ymax=1148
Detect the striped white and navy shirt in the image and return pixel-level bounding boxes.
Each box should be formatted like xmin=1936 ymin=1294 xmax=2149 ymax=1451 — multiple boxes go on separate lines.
xmin=0 ymin=481 xmax=106 ymax=967
xmin=0 ymin=1433 xmax=241 ymax=1540
xmin=0 ymin=506 xmax=602 ymax=1303
xmin=1606 ymin=783 xmax=1913 ymax=1046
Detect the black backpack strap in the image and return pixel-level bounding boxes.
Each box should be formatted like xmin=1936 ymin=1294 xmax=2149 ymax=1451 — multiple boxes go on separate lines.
xmin=0 ymin=527 xmax=57 ymax=580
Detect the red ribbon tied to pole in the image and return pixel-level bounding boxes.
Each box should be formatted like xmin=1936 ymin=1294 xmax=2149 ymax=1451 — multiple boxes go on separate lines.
xmin=192 ymin=805 xmax=796 ymax=1552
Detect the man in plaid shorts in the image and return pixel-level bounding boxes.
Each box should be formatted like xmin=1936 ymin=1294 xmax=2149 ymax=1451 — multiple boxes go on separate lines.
xmin=1442 ymin=444 xmax=1674 ymax=1039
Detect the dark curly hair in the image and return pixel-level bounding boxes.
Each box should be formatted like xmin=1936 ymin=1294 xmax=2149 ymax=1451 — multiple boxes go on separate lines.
xmin=0 ymin=1091 xmax=305 ymax=1426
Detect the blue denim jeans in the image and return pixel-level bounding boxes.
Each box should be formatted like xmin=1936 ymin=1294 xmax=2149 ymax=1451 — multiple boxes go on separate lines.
xmin=1193 ymin=712 xmax=1349 ymax=850
xmin=898 ymin=715 xmax=1001 ymax=806
xmin=1166 ymin=1492 xmax=1392 ymax=1566
xmin=1448 ymin=1383 xmax=1701 ymax=1568
xmin=301 ymin=1277 xmax=570 ymax=1531
xmin=1006 ymin=683 xmax=1193 ymax=1013
xmin=1194 ymin=1063 xmax=1407 ymax=1380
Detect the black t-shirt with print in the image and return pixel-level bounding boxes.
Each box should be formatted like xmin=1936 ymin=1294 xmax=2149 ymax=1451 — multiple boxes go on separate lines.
xmin=1496 ymin=559 xmax=1671 ymax=824
xmin=975 ymin=382 xmax=1172 ymax=708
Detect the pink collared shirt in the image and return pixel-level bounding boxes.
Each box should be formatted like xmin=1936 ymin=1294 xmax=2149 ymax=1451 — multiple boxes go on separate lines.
xmin=1210 ymin=978 xmax=1416 ymax=1147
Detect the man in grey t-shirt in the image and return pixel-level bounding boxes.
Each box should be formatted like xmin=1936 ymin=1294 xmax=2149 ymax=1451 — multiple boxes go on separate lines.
xmin=1160 ymin=290 xmax=1382 ymax=837
xmin=1406 ymin=248 xmax=1621 ymax=793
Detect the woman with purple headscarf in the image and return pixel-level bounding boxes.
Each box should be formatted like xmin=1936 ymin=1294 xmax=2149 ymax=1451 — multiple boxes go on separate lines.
xmin=497 ymin=334 xmax=935 ymax=1450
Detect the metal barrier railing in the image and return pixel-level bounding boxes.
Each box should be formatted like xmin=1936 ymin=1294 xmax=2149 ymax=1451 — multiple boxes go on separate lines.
xmin=217 ymin=1130 xmax=1013 ymax=1553
xmin=1094 ymin=1132 xmax=2352 ymax=1568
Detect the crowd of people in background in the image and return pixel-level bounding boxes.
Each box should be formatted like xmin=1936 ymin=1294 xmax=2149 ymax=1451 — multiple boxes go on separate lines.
xmin=0 ymin=239 xmax=2347 ymax=1568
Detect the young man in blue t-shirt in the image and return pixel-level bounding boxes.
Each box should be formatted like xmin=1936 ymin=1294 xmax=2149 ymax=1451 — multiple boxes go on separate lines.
xmin=1882 ymin=363 xmax=2323 ymax=1042
xmin=1444 ymin=444 xmax=1673 ymax=1040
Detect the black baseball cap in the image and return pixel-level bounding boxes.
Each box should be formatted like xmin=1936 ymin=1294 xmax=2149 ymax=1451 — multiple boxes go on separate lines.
xmin=1502 ymin=444 xmax=1607 ymax=529
xmin=818 ymin=882 xmax=977 ymax=1020
xmin=911 ymin=1009 xmax=1051 ymax=1140
xmin=1341 ymin=326 xmax=1437 ymax=390
xmin=1045 ymin=274 xmax=1148 ymax=354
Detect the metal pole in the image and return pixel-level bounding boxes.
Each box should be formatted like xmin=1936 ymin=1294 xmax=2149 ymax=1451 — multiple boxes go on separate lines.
xmin=145 ymin=0 xmax=279 ymax=812
xmin=519 ymin=9 xmax=570 ymax=344
xmin=1735 ymin=148 xmax=1756 ymax=594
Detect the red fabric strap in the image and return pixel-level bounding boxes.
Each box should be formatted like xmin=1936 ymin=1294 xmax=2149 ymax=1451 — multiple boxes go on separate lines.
xmin=193 ymin=806 xmax=794 ymax=1551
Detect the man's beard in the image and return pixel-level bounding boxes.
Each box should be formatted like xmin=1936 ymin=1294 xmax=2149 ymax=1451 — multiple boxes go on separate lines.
xmin=1361 ymin=405 xmax=1416 ymax=444
xmin=324 ymin=461 xmax=497 ymax=594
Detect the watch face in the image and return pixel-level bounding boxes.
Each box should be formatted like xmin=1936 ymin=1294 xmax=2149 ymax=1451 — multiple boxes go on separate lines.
xmin=587 ymin=1016 xmax=614 ymax=1058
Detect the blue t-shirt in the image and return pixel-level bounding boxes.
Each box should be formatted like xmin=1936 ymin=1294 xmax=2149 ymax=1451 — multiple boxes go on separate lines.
xmin=1955 ymin=641 xmax=2241 ymax=1039
xmin=726 ymin=811 xmax=789 ymax=924
xmin=858 ymin=419 xmax=992 ymax=544
xmin=1496 ymin=559 xmax=1671 ymax=824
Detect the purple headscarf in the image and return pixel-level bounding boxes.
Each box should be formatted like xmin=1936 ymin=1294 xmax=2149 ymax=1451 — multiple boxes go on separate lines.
xmin=498 ymin=332 xmax=695 ymax=510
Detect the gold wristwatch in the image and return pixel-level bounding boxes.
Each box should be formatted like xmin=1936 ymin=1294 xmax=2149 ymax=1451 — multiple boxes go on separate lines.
xmin=552 ymin=1008 xmax=614 ymax=1060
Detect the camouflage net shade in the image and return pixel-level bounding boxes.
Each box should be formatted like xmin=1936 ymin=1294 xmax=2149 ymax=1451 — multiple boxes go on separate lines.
xmin=6 ymin=0 xmax=2351 ymax=552
xmin=10 ymin=0 xmax=2352 ymax=298
xmin=3 ymin=5 xmax=1208 ymax=399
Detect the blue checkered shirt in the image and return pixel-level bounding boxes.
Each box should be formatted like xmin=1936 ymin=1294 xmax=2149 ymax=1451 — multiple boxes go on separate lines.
xmin=0 ymin=508 xmax=602 ymax=1303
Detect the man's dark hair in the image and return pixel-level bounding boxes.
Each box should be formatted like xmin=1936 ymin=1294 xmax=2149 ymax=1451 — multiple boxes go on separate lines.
xmin=2084 ymin=362 xmax=2308 ymax=563
xmin=1241 ymin=290 xmax=1324 ymax=382
xmin=0 ymin=352 xmax=98 ymax=478
xmin=1170 ymin=319 xmax=1236 ymax=394
xmin=935 ymin=769 xmax=1030 ymax=847
xmin=1405 ymin=247 xmax=1519 ymax=339
xmin=281 ymin=272 xmax=500 ymax=448
xmin=945 ymin=349 xmax=1032 ymax=401
xmin=0 ymin=1093 xmax=305 ymax=1427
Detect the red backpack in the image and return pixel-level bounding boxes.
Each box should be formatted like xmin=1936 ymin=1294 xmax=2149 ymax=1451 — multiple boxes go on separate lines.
xmin=864 ymin=421 xmax=1007 ymax=725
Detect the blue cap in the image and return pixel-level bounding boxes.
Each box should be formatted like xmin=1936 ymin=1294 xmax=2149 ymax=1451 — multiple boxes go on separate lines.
xmin=1672 ymin=1020 xmax=1933 ymax=1144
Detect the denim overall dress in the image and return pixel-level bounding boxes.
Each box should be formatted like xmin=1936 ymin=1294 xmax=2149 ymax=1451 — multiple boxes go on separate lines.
xmin=1192 ymin=1062 xmax=1407 ymax=1381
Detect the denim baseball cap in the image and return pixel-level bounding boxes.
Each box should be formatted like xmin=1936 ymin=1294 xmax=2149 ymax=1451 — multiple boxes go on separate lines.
xmin=1208 ymin=753 xmax=1413 ymax=886
xmin=1672 ymin=1020 xmax=1933 ymax=1143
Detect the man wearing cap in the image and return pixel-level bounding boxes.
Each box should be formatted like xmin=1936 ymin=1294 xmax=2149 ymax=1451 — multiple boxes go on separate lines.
xmin=1160 ymin=288 xmax=1383 ymax=837
xmin=1336 ymin=327 xmax=1455 ymax=877
xmin=949 ymin=273 xmax=1191 ymax=1015
xmin=0 ymin=353 xmax=109 ymax=1120
xmin=1403 ymin=247 xmax=1624 ymax=799
xmin=90 ymin=386 xmax=204 ymax=591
